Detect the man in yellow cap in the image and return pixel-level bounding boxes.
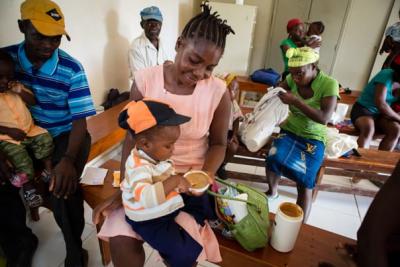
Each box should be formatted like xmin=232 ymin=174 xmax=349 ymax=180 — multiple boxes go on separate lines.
xmin=1 ymin=0 xmax=95 ymax=266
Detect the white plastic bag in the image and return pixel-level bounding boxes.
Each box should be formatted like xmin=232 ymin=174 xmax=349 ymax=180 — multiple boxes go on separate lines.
xmin=325 ymin=128 xmax=358 ymax=158
xmin=239 ymin=87 xmax=289 ymax=152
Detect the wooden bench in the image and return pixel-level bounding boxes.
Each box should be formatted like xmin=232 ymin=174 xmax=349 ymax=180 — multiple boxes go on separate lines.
xmin=228 ymin=141 xmax=400 ymax=198
xmin=87 ymin=101 xmax=128 ymax=161
xmin=82 ymin=159 xmax=356 ymax=267
xmin=234 ymin=77 xmax=400 ymax=196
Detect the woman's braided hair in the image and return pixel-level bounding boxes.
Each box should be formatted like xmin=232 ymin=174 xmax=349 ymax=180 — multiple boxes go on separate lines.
xmin=181 ymin=1 xmax=235 ymax=50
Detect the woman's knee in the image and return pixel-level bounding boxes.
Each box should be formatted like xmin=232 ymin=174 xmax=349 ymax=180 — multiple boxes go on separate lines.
xmin=385 ymin=122 xmax=400 ymax=138
xmin=358 ymin=124 xmax=375 ymax=138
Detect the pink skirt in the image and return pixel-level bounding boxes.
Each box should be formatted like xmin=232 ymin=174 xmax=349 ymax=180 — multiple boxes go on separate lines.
xmin=98 ymin=207 xmax=222 ymax=263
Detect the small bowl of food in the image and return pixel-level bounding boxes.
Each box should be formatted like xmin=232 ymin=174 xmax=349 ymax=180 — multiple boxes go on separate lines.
xmin=184 ymin=170 xmax=211 ymax=195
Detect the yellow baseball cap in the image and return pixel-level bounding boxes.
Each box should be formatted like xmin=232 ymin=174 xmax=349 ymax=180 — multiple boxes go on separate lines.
xmin=21 ymin=0 xmax=70 ymax=41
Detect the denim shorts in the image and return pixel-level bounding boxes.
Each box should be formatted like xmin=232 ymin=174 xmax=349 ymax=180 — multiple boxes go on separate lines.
xmin=266 ymin=130 xmax=325 ymax=189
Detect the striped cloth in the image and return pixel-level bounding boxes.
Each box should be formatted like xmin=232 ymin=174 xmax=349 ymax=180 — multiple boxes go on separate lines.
xmin=3 ymin=42 xmax=96 ymax=137
xmin=121 ymin=148 xmax=184 ymax=222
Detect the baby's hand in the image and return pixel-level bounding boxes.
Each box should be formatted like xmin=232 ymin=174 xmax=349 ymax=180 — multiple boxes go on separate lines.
xmin=174 ymin=175 xmax=191 ymax=193
xmin=8 ymin=81 xmax=24 ymax=94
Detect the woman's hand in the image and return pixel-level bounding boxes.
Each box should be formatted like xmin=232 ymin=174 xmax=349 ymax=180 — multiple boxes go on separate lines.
xmin=278 ymin=91 xmax=298 ymax=105
xmin=175 ymin=175 xmax=191 ymax=193
xmin=8 ymin=81 xmax=24 ymax=93
xmin=92 ymin=190 xmax=123 ymax=224
xmin=307 ymin=38 xmax=321 ymax=49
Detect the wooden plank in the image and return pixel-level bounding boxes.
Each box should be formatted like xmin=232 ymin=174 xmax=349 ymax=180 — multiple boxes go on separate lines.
xmin=323 ymin=148 xmax=400 ymax=173
xmin=339 ymin=90 xmax=360 ymax=105
xmin=217 ymin=214 xmax=356 ymax=267
xmin=87 ymin=101 xmax=128 ymax=161
xmin=237 ymin=75 xmax=269 ymax=93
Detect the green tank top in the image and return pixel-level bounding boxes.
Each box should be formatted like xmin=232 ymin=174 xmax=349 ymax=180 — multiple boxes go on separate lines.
xmin=281 ymin=71 xmax=340 ymax=144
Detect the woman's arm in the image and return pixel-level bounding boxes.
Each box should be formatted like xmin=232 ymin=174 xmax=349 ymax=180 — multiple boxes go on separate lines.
xmin=202 ymin=91 xmax=231 ymax=179
xmin=280 ymin=45 xmax=291 ymax=55
xmin=374 ymin=83 xmax=400 ymax=122
xmin=279 ymin=92 xmax=337 ymax=124
xmin=278 ymin=79 xmax=290 ymax=91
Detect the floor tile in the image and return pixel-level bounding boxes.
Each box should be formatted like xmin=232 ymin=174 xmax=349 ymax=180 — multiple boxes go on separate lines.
xmin=351 ymin=179 xmax=379 ymax=192
xmin=84 ymin=201 xmax=94 ymax=226
xmin=354 ymin=195 xmax=374 ymax=221
xmin=321 ymin=174 xmax=352 ymax=188
xmin=82 ymin=223 xmax=96 ymax=242
xmin=29 ymin=209 xmax=65 ymax=267
xmin=267 ymin=195 xmax=297 ymax=214
xmin=144 ymin=250 xmax=165 ymax=267
xmin=143 ymin=242 xmax=155 ymax=263
xmin=307 ymin=205 xmax=361 ymax=240
xmin=198 ymin=260 xmax=220 ymax=267
xmin=251 ymin=181 xmax=269 ymax=192
xmin=313 ymin=191 xmax=358 ymax=216
xmin=82 ymin=231 xmax=104 ymax=267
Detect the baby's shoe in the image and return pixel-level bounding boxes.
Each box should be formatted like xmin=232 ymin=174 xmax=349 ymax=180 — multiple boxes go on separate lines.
xmin=23 ymin=185 xmax=43 ymax=208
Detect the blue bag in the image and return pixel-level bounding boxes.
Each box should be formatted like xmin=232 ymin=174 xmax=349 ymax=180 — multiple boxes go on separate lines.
xmin=250 ymin=68 xmax=281 ymax=86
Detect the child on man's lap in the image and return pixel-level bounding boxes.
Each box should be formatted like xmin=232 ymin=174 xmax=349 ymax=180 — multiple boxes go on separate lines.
xmin=0 ymin=50 xmax=53 ymax=207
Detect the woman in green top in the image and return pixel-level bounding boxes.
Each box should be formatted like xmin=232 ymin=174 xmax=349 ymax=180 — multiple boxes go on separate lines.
xmin=280 ymin=18 xmax=304 ymax=80
xmin=280 ymin=18 xmax=322 ymax=80
xmin=266 ymin=47 xmax=339 ymax=221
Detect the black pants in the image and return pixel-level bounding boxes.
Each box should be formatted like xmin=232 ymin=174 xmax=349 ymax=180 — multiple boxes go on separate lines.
xmin=0 ymin=183 xmax=38 ymax=266
xmin=46 ymin=130 xmax=91 ymax=267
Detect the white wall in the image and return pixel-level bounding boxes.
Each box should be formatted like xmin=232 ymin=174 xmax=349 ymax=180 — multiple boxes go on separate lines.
xmin=331 ymin=0 xmax=394 ymax=90
xmin=0 ymin=0 xmax=179 ymax=107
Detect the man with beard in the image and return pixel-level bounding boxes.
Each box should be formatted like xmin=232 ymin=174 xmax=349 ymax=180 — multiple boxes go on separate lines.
xmin=128 ymin=6 xmax=173 ymax=78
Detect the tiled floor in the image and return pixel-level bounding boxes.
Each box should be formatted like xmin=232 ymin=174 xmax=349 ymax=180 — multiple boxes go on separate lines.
xmin=27 ymin=149 xmax=377 ymax=267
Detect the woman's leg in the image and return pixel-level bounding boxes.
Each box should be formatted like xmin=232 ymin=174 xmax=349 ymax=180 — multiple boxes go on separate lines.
xmin=265 ymin=170 xmax=280 ymax=197
xmin=109 ymin=236 xmax=145 ymax=267
xmin=296 ymin=184 xmax=313 ymax=222
xmin=376 ymin=117 xmax=400 ymax=151
xmin=354 ymin=116 xmax=375 ymax=148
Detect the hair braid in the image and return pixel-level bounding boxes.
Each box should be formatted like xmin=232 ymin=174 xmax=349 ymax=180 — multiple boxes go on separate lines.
xmin=181 ymin=1 xmax=235 ymax=50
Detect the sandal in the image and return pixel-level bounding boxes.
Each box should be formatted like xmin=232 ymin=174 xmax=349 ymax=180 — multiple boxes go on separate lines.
xmin=23 ymin=188 xmax=43 ymax=208
xmin=267 ymin=192 xmax=279 ymax=201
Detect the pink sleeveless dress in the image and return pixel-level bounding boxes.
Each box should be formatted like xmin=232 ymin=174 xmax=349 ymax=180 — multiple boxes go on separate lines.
xmin=98 ymin=65 xmax=226 ymax=263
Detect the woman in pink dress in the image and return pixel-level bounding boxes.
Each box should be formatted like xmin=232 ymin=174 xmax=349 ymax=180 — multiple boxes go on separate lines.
xmin=93 ymin=3 xmax=234 ymax=266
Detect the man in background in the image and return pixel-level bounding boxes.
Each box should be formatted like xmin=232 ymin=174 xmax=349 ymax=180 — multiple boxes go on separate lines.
xmin=128 ymin=6 xmax=173 ymax=78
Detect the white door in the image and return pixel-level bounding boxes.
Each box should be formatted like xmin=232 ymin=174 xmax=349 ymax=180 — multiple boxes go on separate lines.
xmin=209 ymin=2 xmax=257 ymax=75
xmin=308 ymin=0 xmax=350 ymax=74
